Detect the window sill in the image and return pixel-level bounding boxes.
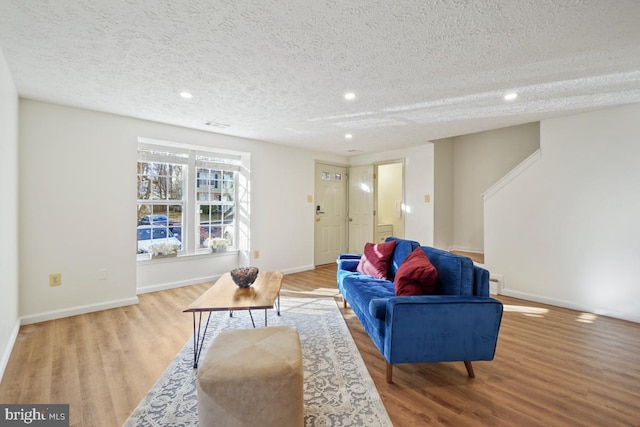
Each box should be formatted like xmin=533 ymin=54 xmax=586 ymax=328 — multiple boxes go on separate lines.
xmin=137 ymin=249 xmax=238 ymax=263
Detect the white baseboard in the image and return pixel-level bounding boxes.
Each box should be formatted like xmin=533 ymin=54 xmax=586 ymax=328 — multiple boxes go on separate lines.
xmin=282 ymin=265 xmax=315 ymax=275
xmin=449 ymin=246 xmax=484 ymax=255
xmin=0 ymin=320 xmax=20 ymax=383
xmin=136 ymin=265 xmax=316 ymax=295
xmin=137 ymin=275 xmax=222 ymax=294
xmin=500 ymin=289 xmax=640 ymax=324
xmin=20 ymin=297 xmax=139 ymax=325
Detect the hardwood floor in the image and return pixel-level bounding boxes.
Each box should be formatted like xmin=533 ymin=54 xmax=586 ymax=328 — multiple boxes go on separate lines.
xmin=1 ymin=264 xmax=639 ymax=426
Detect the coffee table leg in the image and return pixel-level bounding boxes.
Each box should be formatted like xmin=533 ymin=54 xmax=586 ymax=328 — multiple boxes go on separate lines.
xmin=192 ymin=313 xmax=198 ymax=368
xmin=192 ymin=311 xmax=212 ymax=369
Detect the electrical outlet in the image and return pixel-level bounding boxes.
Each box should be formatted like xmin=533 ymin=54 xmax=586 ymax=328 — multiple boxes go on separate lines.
xmin=98 ymin=269 xmax=107 ymax=280
xmin=49 ymin=273 xmax=62 ymax=287
xmin=254 ymin=250 xmax=260 ymax=259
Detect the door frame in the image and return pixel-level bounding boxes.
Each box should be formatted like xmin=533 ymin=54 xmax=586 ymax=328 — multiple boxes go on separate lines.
xmin=374 ymin=159 xmax=405 ymax=240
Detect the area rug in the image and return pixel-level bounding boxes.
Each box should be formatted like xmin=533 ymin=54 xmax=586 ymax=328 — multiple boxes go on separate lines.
xmin=123 ymin=297 xmax=393 ymax=426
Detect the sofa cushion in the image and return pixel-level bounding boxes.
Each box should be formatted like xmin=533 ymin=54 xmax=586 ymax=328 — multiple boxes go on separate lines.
xmin=385 ymin=237 xmax=421 ymax=279
xmin=393 ymin=248 xmax=438 ymax=296
xmin=341 ymin=275 xmax=394 ymax=354
xmin=356 ymin=240 xmax=396 ymax=279
xmin=421 ymin=246 xmax=475 ymax=295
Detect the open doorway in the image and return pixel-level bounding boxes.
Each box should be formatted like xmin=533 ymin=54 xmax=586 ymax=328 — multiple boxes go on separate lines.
xmin=374 ymin=160 xmax=404 ymax=242
xmin=313 ymin=160 xmax=404 ymax=263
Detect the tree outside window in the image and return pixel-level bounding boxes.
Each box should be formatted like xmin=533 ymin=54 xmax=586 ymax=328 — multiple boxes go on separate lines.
xmin=137 ymin=160 xmax=184 ymax=254
xmin=136 ymin=143 xmax=242 ymax=258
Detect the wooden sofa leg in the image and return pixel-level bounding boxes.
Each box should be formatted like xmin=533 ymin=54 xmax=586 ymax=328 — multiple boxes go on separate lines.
xmin=386 ymin=362 xmax=393 ymax=383
xmin=343 ymin=298 xmax=347 ymax=309
xmin=464 ymin=361 xmax=475 ymax=378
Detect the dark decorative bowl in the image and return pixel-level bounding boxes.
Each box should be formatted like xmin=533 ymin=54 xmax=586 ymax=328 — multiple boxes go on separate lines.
xmin=230 ymin=267 xmax=259 ymax=288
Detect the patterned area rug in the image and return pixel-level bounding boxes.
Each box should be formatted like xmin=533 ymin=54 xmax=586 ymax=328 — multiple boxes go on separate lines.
xmin=123 ymin=297 xmax=392 ymax=426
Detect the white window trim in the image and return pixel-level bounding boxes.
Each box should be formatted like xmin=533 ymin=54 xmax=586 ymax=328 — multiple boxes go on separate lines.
xmin=137 ymin=137 xmax=249 ymax=261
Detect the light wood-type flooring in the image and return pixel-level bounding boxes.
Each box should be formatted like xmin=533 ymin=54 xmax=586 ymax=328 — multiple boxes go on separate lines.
xmin=450 ymin=250 xmax=484 ymax=264
xmin=1 ymin=264 xmax=639 ymax=426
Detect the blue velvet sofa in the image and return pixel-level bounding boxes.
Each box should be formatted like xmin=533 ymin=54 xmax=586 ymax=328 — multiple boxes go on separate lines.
xmin=337 ymin=237 xmax=503 ymax=383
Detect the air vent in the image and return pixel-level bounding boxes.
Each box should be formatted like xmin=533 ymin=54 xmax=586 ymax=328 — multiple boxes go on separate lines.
xmin=205 ymin=121 xmax=230 ymax=128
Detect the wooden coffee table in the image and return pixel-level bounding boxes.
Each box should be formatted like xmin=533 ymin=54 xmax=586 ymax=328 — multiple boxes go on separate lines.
xmin=184 ymin=271 xmax=284 ymax=368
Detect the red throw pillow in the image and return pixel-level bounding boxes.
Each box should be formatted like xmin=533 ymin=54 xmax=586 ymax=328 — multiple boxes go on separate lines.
xmin=356 ymin=240 xmax=397 ymax=279
xmin=394 ymin=248 xmax=438 ymax=296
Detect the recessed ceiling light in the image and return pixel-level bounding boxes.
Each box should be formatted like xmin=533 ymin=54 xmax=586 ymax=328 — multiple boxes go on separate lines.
xmin=345 ymin=133 xmax=353 ymax=139
xmin=344 ymin=92 xmax=356 ymax=101
xmin=504 ymin=92 xmax=518 ymax=101
xmin=180 ymin=92 xmax=193 ymax=99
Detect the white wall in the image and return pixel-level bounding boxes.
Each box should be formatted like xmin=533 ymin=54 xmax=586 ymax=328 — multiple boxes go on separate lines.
xmin=485 ymin=104 xmax=640 ymax=323
xmin=350 ymin=144 xmax=434 ymax=245
xmin=433 ymin=138 xmax=454 ymax=250
xmin=452 ymin=123 xmax=540 ymax=253
xmin=0 ymin=50 xmax=19 ymax=381
xmin=19 ymin=100 xmax=346 ymax=323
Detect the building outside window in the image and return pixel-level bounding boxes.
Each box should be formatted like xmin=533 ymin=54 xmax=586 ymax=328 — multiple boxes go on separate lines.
xmin=136 ymin=141 xmax=242 ymax=258
xmin=196 ymin=154 xmax=237 ymax=249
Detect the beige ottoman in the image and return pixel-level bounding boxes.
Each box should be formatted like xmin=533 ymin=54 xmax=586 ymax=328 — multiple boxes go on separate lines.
xmin=196 ymin=325 xmax=304 ymax=427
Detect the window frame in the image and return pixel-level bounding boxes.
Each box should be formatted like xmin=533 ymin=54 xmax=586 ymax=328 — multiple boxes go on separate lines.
xmin=137 ymin=139 xmax=243 ymax=260
xmin=195 ymin=167 xmax=237 ymax=250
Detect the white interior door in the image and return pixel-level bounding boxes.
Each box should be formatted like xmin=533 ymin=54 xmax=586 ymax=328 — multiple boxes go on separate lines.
xmin=314 ymin=163 xmax=348 ymax=265
xmin=348 ymin=165 xmax=374 ymax=252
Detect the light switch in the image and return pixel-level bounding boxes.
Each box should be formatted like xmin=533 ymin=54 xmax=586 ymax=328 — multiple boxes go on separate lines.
xmin=307 ymin=195 xmax=313 ymax=202
xmin=424 ymin=194 xmax=431 ymax=203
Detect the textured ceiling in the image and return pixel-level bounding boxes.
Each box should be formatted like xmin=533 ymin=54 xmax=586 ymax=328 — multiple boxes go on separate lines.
xmin=1 ymin=0 xmax=640 ymax=155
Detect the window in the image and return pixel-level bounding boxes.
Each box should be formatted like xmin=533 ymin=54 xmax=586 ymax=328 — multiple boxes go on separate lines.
xmin=137 ymin=141 xmax=243 ymax=258
xmin=196 ymin=153 xmax=237 ymax=249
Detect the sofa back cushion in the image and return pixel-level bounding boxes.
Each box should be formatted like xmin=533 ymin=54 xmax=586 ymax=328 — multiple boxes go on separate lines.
xmin=385 ymin=237 xmax=421 ymax=279
xmin=420 ymin=246 xmax=475 ymax=296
